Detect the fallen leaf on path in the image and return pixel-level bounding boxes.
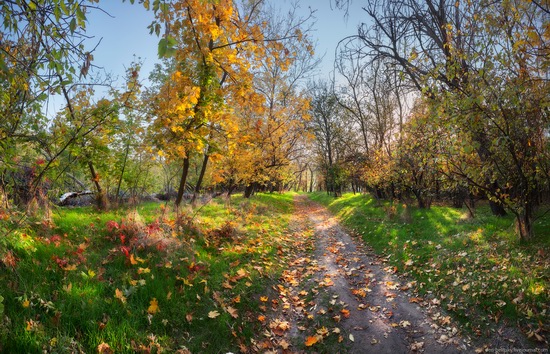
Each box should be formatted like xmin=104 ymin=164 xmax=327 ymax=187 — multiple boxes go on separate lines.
xmin=279 ymin=339 xmax=290 ymax=350
xmin=349 ymin=334 xmax=354 ymax=342
xmin=341 ymin=308 xmax=350 ymax=318
xmin=400 ymin=320 xmax=411 ymax=328
xmin=410 ymin=341 xmax=424 ymax=351
xmin=317 ymin=327 xmax=329 ymax=336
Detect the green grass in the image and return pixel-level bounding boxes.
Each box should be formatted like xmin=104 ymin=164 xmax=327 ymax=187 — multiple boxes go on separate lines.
xmin=309 ymin=192 xmax=549 ymax=342
xmin=0 ymin=192 xmax=295 ymax=353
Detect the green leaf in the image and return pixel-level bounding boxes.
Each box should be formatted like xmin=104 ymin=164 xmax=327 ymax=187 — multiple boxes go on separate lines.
xmin=157 ymin=36 xmax=177 ymax=58
xmin=69 ymin=18 xmax=77 ymax=32
xmin=60 ymin=1 xmax=68 ymax=15
xmin=158 ymin=38 xmax=167 ymax=58
xmin=76 ymin=6 xmax=87 ymax=27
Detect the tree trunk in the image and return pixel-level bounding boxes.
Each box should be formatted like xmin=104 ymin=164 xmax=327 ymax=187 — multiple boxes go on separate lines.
xmin=115 ymin=142 xmax=130 ymax=205
xmin=515 ymin=210 xmax=533 ymax=242
xmin=489 ymin=201 xmax=507 ymax=216
xmin=175 ymin=157 xmax=190 ymax=208
xmin=88 ymin=161 xmax=109 ymax=210
xmin=192 ymin=152 xmax=210 ymax=204
xmin=244 ymin=183 xmax=256 ymax=198
xmin=309 ymin=167 xmax=314 ymax=193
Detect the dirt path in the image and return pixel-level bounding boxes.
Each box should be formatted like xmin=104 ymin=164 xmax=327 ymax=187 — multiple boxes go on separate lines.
xmin=255 ymin=195 xmax=473 ymax=353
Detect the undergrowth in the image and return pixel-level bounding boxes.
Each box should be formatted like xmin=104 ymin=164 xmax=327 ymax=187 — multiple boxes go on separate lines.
xmin=0 ymin=192 xmax=295 ymax=353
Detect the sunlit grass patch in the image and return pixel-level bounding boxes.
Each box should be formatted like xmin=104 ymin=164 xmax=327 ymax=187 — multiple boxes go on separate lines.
xmin=0 ymin=192 xmax=295 ymax=352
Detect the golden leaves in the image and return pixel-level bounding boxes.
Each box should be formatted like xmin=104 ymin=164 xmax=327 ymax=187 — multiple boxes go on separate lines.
xmin=147 ymin=298 xmax=159 ymax=314
xmin=114 ymin=289 xmax=126 ymax=304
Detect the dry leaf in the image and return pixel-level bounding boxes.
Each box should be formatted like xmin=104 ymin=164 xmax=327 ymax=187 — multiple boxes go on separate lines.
xmin=227 ymin=306 xmax=238 ymax=319
xmin=317 ymin=327 xmax=329 ymax=336
xmin=114 ymin=288 xmax=126 ymax=304
xmin=208 ymin=310 xmax=220 ymax=318
xmin=147 ymin=298 xmax=159 ymax=314
xmin=97 ymin=342 xmax=113 ymax=354
xmin=349 ymin=334 xmax=355 ymax=342
xmin=130 ymin=254 xmax=138 ymax=265
xmin=304 ymin=336 xmax=318 ymax=346
xmin=341 ymin=308 xmax=350 ymax=318
xmin=279 ymin=339 xmax=290 ymax=350
xmin=410 ymin=341 xmax=424 ymax=351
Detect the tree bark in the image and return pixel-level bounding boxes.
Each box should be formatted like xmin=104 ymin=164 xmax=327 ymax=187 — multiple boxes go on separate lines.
xmin=309 ymin=166 xmax=314 ymax=193
xmin=244 ymin=183 xmax=256 ymax=198
xmin=88 ymin=161 xmax=109 ymax=210
xmin=515 ymin=210 xmax=533 ymax=242
xmin=192 ymin=152 xmax=210 ymax=204
xmin=115 ymin=142 xmax=130 ymax=205
xmin=175 ymin=157 xmax=190 ymax=208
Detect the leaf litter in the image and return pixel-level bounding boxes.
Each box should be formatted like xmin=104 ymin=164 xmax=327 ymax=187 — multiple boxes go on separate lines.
xmin=251 ymin=195 xmax=476 ymax=353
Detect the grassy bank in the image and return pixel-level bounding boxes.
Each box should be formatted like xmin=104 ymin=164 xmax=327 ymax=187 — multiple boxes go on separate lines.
xmin=309 ymin=192 xmax=549 ymax=345
xmin=0 ymin=193 xmax=295 ymax=353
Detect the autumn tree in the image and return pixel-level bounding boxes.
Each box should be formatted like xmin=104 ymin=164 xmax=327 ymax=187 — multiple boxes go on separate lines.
xmin=336 ymin=0 xmax=550 ymax=240
xmin=146 ymin=0 xmax=272 ymax=207
xmin=237 ymin=2 xmax=316 ymax=197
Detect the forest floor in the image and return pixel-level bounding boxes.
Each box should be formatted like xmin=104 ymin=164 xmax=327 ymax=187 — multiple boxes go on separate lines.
xmin=256 ymin=195 xmax=540 ymax=353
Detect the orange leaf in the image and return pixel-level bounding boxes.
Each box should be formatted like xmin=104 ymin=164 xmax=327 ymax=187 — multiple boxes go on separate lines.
xmin=341 ymin=308 xmax=350 ymax=318
xmin=130 ymin=254 xmax=138 ymax=265
xmin=305 ymin=336 xmax=318 ymax=347
xmin=114 ymin=288 xmax=126 ymax=304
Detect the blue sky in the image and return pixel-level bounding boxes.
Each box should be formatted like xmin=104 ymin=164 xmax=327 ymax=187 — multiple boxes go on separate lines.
xmin=84 ymin=0 xmax=367 ymax=87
